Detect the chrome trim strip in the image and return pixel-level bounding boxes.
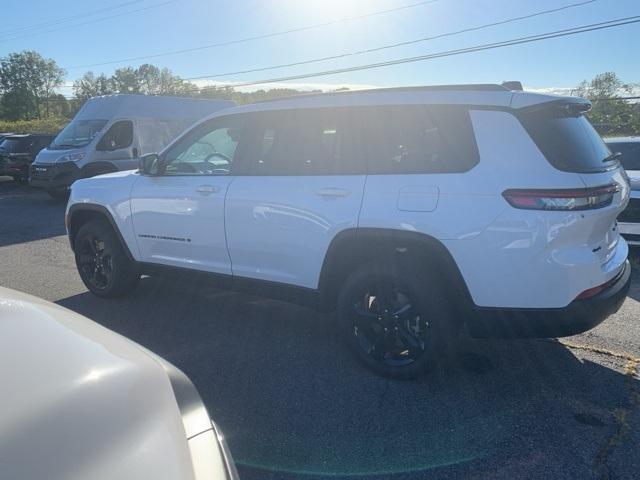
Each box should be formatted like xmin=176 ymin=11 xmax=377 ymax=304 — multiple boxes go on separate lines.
xmin=211 ymin=420 xmax=240 ymax=480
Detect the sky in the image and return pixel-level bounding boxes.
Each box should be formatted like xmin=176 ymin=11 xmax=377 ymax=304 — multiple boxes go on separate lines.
xmin=0 ymin=0 xmax=639 ymax=95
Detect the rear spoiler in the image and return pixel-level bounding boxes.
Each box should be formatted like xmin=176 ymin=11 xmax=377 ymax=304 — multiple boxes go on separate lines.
xmin=516 ymin=97 xmax=592 ymax=116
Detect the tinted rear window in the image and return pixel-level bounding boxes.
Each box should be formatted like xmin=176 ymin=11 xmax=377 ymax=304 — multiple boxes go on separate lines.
xmin=0 ymin=137 xmax=30 ymax=153
xmin=359 ymin=105 xmax=479 ymax=174
xmin=519 ymin=106 xmax=613 ymax=173
xmin=607 ymin=142 xmax=640 ymax=170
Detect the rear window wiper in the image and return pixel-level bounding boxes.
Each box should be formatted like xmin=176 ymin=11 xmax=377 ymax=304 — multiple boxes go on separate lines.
xmin=603 ymin=151 xmax=622 ymax=163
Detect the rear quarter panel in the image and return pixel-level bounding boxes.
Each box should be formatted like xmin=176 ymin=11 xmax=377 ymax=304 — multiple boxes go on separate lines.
xmin=359 ymin=109 xmax=627 ymax=308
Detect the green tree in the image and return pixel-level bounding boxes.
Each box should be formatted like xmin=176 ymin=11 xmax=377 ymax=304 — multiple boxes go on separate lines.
xmin=0 ymin=50 xmax=66 ymax=120
xmin=136 ymin=64 xmax=198 ymax=95
xmin=72 ymin=71 xmax=113 ymax=100
xmin=573 ymin=72 xmax=640 ymax=136
xmin=110 ymin=67 xmax=141 ymax=94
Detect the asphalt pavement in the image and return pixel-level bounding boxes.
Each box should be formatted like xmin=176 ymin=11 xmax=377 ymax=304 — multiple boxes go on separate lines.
xmin=1 ymin=178 xmax=639 ymax=480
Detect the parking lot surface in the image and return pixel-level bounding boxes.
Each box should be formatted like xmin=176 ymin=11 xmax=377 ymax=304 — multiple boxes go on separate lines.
xmin=1 ymin=179 xmax=639 ymax=480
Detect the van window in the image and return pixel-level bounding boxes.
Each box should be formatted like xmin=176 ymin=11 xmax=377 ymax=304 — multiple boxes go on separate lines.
xmin=247 ymin=108 xmax=363 ymax=175
xmin=163 ymin=115 xmax=247 ymax=176
xmin=50 ymin=119 xmax=108 ymax=150
xmin=137 ymin=119 xmax=173 ymax=155
xmin=360 ymin=106 xmax=479 ymax=174
xmin=607 ymin=142 xmax=640 ymax=170
xmin=519 ymin=106 xmax=613 ymax=173
xmin=97 ymin=120 xmax=133 ymax=151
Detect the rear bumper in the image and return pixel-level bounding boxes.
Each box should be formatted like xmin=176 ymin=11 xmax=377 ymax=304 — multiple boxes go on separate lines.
xmin=29 ymin=162 xmax=79 ymax=190
xmin=467 ymin=260 xmax=631 ymax=338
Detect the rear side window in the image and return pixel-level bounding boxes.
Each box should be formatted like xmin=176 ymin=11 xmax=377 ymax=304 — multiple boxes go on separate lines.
xmin=518 ymin=106 xmax=613 ymax=173
xmin=246 ymin=108 xmax=364 ymax=175
xmin=359 ymin=105 xmax=479 ymax=174
xmin=607 ymin=142 xmax=640 ymax=170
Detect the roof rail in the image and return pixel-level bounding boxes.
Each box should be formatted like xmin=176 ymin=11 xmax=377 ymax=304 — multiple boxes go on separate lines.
xmin=255 ymin=83 xmax=509 ymax=103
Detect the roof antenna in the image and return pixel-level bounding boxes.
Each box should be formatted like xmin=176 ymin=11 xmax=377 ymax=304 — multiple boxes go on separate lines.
xmin=502 ymin=81 xmax=523 ymax=91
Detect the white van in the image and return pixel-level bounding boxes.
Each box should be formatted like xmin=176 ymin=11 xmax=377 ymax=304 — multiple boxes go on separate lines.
xmin=30 ymin=94 xmax=234 ymax=199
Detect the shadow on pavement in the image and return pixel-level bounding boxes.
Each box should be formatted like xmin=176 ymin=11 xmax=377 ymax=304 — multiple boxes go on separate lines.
xmin=57 ymin=276 xmax=640 ymax=480
xmin=0 ymin=178 xmax=66 ymax=247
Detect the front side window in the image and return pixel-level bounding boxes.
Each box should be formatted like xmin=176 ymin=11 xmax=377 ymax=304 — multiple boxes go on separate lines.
xmin=162 ymin=116 xmax=246 ymax=176
xmin=247 ymin=108 xmax=362 ymax=175
xmin=50 ymin=119 xmax=108 ymax=150
xmin=96 ymin=120 xmax=133 ymax=151
xmin=360 ymin=105 xmax=479 ymax=174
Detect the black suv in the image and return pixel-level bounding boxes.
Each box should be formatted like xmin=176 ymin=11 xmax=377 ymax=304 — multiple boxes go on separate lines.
xmin=0 ymin=134 xmax=55 ymax=184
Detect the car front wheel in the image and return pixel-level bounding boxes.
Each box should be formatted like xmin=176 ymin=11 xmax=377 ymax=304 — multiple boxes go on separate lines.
xmin=74 ymin=220 xmax=140 ymax=298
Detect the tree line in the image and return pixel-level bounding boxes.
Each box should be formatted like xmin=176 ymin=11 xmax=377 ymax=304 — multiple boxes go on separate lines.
xmin=0 ymin=50 xmax=638 ymax=136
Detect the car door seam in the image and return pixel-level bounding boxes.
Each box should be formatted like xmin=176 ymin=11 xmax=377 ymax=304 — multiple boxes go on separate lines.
xmin=223 ymin=175 xmax=237 ymax=276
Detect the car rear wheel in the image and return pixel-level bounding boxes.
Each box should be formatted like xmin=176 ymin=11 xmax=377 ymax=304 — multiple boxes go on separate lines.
xmin=74 ymin=220 xmax=140 ymax=298
xmin=337 ymin=262 xmax=456 ymax=379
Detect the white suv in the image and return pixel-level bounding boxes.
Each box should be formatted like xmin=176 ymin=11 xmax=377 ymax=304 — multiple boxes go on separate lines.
xmin=65 ymin=85 xmax=632 ymax=379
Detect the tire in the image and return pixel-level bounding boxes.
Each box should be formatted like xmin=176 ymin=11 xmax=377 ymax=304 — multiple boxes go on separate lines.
xmin=47 ymin=188 xmax=69 ymax=201
xmin=337 ymin=262 xmax=457 ymax=379
xmin=12 ymin=175 xmax=27 ymax=185
xmin=74 ymin=220 xmax=140 ymax=298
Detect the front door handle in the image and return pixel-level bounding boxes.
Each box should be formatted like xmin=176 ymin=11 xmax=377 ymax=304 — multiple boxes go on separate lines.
xmin=196 ymin=185 xmax=219 ymax=195
xmin=314 ymin=188 xmax=351 ymax=198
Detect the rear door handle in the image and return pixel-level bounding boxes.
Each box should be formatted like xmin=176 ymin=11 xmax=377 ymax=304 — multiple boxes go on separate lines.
xmin=314 ymin=188 xmax=351 ymax=198
xmin=196 ymin=185 xmax=219 ymax=195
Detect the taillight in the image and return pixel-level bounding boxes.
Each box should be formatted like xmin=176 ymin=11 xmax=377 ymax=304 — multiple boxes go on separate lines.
xmin=502 ymin=184 xmax=620 ymax=211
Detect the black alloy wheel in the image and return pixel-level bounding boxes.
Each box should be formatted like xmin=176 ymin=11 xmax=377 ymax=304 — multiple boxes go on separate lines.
xmin=338 ymin=262 xmax=454 ymax=379
xmin=351 ymin=285 xmax=430 ymax=367
xmin=74 ymin=220 xmax=139 ymax=298
xmin=77 ymin=233 xmax=114 ymax=292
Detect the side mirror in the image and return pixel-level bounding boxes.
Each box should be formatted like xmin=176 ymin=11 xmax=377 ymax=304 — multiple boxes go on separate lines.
xmin=139 ymin=153 xmax=162 ymax=176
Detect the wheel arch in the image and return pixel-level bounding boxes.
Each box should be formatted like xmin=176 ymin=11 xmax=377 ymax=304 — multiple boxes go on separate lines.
xmin=317 ymin=228 xmax=473 ymax=312
xmin=67 ymin=204 xmax=135 ymax=261
xmin=79 ymin=161 xmax=119 ymax=179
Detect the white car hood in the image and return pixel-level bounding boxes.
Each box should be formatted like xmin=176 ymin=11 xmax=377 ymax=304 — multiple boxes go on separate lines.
xmin=0 ymin=287 xmax=227 ymax=480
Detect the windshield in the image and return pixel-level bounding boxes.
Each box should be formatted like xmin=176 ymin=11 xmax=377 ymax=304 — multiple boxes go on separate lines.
xmin=50 ymin=119 xmax=108 ymax=149
xmin=519 ymin=107 xmax=613 ymax=173
xmin=0 ymin=137 xmax=30 ymax=154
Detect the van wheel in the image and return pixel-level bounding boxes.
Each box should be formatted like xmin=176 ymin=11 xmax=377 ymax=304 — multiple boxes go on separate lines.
xmin=337 ymin=262 xmax=456 ymax=379
xmin=74 ymin=220 xmax=139 ymax=298
xmin=46 ymin=188 xmax=69 ymax=201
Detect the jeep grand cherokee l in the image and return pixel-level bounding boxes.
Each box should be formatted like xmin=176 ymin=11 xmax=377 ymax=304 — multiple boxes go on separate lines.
xmin=64 ymin=84 xmax=631 ymax=379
